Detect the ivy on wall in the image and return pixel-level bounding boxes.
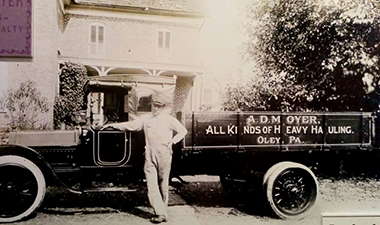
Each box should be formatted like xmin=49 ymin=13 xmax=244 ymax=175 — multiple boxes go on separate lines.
xmin=54 ymin=62 xmax=88 ymax=129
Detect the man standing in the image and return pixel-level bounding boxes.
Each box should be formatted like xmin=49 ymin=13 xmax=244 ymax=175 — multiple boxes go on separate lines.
xmin=103 ymin=94 xmax=187 ymax=223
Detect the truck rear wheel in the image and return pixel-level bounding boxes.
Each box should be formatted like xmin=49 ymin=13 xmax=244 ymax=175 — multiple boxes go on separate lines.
xmin=263 ymin=162 xmax=318 ymax=219
xmin=0 ymin=155 xmax=46 ymax=223
xmin=263 ymin=162 xmax=291 ymax=186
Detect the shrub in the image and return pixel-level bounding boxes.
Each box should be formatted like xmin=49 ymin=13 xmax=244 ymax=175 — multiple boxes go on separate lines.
xmin=0 ymin=80 xmax=49 ymax=130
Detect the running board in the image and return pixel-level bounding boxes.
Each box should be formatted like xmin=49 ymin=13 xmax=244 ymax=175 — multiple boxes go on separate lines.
xmin=231 ymin=179 xmax=248 ymax=183
xmin=83 ymin=187 xmax=137 ymax=193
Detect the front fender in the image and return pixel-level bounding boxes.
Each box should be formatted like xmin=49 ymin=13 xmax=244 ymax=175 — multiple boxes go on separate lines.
xmin=0 ymin=144 xmax=60 ymax=186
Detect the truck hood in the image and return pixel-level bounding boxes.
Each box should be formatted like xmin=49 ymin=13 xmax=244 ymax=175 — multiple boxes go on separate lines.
xmin=8 ymin=130 xmax=80 ymax=147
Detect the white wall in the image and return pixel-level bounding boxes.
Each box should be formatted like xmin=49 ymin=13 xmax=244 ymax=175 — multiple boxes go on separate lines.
xmin=0 ymin=0 xmax=59 ymax=127
xmin=59 ymin=10 xmax=201 ymax=66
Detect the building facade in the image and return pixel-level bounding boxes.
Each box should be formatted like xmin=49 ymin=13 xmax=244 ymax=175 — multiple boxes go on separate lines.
xmin=0 ymin=0 xmax=206 ymax=128
xmin=0 ymin=0 xmax=62 ymax=128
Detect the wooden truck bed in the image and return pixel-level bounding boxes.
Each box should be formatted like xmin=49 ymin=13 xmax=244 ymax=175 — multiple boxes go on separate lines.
xmin=181 ymin=111 xmax=373 ymax=152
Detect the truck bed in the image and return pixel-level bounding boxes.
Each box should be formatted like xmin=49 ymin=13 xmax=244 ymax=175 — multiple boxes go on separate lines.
xmin=181 ymin=111 xmax=373 ymax=152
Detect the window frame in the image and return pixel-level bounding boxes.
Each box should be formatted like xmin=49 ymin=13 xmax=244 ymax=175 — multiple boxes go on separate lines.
xmin=156 ymin=28 xmax=172 ymax=61
xmin=88 ymin=22 xmax=106 ymax=58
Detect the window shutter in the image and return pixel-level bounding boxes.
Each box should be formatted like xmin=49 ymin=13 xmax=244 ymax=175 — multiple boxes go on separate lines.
xmin=98 ymin=26 xmax=104 ymax=44
xmin=91 ymin=26 xmax=96 ymax=43
xmin=98 ymin=26 xmax=105 ymax=57
xmin=158 ymin=31 xmax=164 ymax=49
xmin=89 ymin=25 xmax=97 ymax=55
xmin=165 ymin=32 xmax=171 ymax=49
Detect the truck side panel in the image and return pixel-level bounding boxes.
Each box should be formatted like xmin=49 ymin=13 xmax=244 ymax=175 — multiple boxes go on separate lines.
xmin=183 ymin=112 xmax=372 ymax=151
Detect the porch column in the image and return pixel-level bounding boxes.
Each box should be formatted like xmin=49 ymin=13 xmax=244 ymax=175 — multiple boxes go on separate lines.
xmin=191 ymin=72 xmax=203 ymax=111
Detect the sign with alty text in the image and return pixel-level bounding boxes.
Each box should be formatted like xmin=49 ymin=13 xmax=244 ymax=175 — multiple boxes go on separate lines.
xmin=0 ymin=0 xmax=32 ymax=57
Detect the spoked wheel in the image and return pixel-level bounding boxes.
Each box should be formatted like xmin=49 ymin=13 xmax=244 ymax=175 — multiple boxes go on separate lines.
xmin=0 ymin=156 xmax=46 ymax=223
xmin=264 ymin=162 xmax=318 ymax=219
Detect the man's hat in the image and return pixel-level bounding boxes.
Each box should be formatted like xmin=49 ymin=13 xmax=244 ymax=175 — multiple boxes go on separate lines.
xmin=151 ymin=94 xmax=166 ymax=107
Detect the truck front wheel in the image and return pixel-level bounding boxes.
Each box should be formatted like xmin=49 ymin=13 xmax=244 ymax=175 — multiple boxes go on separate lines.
xmin=263 ymin=162 xmax=318 ymax=219
xmin=0 ymin=155 xmax=46 ymax=223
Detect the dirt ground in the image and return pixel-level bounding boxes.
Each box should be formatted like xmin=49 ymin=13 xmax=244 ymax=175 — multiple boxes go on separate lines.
xmin=15 ymin=175 xmax=380 ymax=225
xmin=173 ymin=175 xmax=380 ymax=225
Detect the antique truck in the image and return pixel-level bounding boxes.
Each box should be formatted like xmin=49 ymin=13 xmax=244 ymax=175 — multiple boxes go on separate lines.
xmin=0 ymin=74 xmax=377 ymax=222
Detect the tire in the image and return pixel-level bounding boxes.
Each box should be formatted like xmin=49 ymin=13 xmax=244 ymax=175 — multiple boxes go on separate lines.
xmin=264 ymin=162 xmax=318 ymax=220
xmin=0 ymin=155 xmax=46 ymax=223
xmin=263 ymin=162 xmax=296 ymax=186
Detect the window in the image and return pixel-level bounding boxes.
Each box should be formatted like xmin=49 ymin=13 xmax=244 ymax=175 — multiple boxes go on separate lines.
xmin=135 ymin=88 xmax=154 ymax=113
xmin=137 ymin=96 xmax=152 ymax=112
xmin=158 ymin=30 xmax=171 ymax=49
xmin=90 ymin=92 xmax=101 ymax=114
xmin=0 ymin=63 xmax=8 ymax=112
xmin=104 ymin=93 xmax=118 ymax=111
xmin=89 ymin=23 xmax=105 ymax=58
xmin=157 ymin=29 xmax=171 ymax=61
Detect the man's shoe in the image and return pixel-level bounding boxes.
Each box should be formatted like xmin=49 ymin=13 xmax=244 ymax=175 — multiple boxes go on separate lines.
xmin=150 ymin=215 xmax=167 ymax=223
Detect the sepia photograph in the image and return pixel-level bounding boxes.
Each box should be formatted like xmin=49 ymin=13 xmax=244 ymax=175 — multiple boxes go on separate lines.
xmin=1 ymin=0 xmax=380 ymax=224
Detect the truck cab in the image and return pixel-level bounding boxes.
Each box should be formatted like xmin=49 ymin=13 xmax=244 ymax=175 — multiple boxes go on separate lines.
xmin=0 ymin=74 xmax=177 ymax=223
xmin=79 ymin=74 xmax=177 ymax=177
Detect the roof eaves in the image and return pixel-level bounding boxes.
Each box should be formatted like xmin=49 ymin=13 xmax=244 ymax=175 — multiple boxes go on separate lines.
xmin=72 ymin=0 xmax=206 ymax=18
